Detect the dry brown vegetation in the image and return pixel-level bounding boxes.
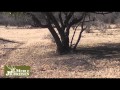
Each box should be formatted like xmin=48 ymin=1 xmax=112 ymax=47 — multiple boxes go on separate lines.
xmin=0 ymin=25 xmax=120 ymax=78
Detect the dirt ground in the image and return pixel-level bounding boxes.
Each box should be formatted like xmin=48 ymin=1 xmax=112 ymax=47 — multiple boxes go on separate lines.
xmin=0 ymin=26 xmax=120 ymax=78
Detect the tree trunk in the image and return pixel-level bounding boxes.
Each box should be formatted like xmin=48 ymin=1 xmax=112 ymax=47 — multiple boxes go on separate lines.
xmin=62 ymin=36 xmax=70 ymax=53
xmin=45 ymin=13 xmax=71 ymax=55
xmin=57 ymin=39 xmax=71 ymax=54
xmin=48 ymin=26 xmax=70 ymax=55
xmin=59 ymin=27 xmax=71 ymax=54
xmin=57 ymin=36 xmax=70 ymax=54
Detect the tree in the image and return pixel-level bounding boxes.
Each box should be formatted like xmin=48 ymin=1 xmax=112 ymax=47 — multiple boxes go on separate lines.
xmin=23 ymin=12 xmax=111 ymax=55
xmin=9 ymin=12 xmax=108 ymax=55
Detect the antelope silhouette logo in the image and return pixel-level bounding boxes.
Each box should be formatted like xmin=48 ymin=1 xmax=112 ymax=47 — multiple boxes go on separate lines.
xmin=6 ymin=66 xmax=16 ymax=73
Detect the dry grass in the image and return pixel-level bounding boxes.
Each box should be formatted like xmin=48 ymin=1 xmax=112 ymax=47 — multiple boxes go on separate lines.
xmin=0 ymin=25 xmax=120 ymax=78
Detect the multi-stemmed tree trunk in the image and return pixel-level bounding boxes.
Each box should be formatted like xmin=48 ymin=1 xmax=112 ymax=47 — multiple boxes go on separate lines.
xmin=47 ymin=24 xmax=71 ymax=54
xmin=24 ymin=12 xmax=89 ymax=54
xmin=44 ymin=12 xmax=88 ymax=54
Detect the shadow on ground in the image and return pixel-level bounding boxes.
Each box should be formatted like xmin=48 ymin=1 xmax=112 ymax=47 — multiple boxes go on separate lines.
xmin=0 ymin=38 xmax=24 ymax=59
xmin=0 ymin=37 xmax=20 ymax=44
xmin=77 ymin=43 xmax=120 ymax=60
xmin=54 ymin=43 xmax=120 ymax=71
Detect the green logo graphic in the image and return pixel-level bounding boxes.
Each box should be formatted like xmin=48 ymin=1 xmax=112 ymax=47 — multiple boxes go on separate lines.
xmin=4 ymin=65 xmax=30 ymax=77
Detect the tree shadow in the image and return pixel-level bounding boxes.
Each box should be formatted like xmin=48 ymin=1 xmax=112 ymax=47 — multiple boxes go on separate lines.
xmin=54 ymin=43 xmax=120 ymax=72
xmin=76 ymin=43 xmax=120 ymax=60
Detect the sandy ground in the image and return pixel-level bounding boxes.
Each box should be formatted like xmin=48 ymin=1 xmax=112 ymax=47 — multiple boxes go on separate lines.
xmin=0 ymin=26 xmax=120 ymax=78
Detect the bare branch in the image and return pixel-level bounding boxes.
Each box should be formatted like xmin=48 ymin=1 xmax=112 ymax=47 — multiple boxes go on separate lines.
xmin=73 ymin=13 xmax=87 ymax=50
xmin=70 ymin=27 xmax=77 ymax=48
xmin=45 ymin=14 xmax=63 ymax=48
xmin=64 ymin=12 xmax=74 ymax=28
xmin=68 ymin=12 xmax=86 ymax=27
xmin=59 ymin=12 xmax=64 ymax=27
xmin=46 ymin=12 xmax=61 ymax=30
xmin=44 ymin=12 xmax=67 ymax=46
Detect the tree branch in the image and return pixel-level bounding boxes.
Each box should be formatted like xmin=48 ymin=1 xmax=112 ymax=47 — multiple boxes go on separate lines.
xmin=46 ymin=12 xmax=61 ymax=30
xmin=70 ymin=27 xmax=77 ymax=48
xmin=44 ymin=12 xmax=66 ymax=44
xmin=45 ymin=14 xmax=63 ymax=48
xmin=68 ymin=12 xmax=86 ymax=27
xmin=63 ymin=12 xmax=74 ymax=28
xmin=73 ymin=13 xmax=87 ymax=50
xmin=59 ymin=12 xmax=64 ymax=28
